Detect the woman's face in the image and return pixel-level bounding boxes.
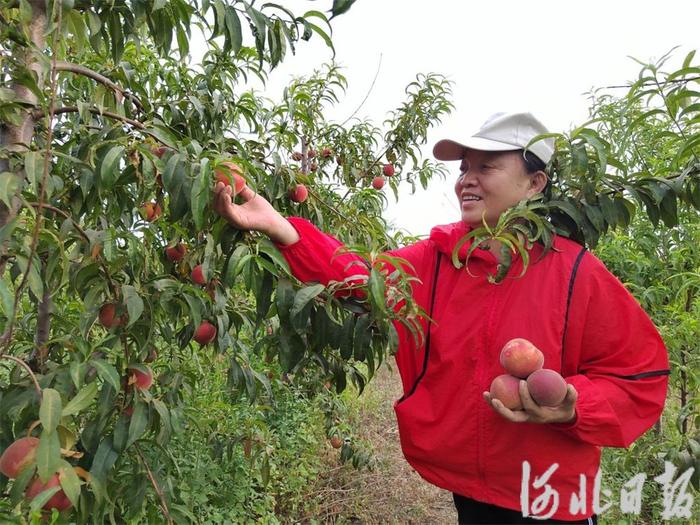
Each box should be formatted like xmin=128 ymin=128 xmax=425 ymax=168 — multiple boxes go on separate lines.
xmin=453 ymin=149 xmax=546 ymax=228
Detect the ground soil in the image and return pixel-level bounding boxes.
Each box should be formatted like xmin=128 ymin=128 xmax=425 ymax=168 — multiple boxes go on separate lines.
xmin=301 ymin=363 xmax=456 ymax=524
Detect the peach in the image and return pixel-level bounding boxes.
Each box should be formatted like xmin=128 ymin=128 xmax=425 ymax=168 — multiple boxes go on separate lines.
xmin=0 ymin=436 xmax=39 ymax=478
xmin=214 ymin=162 xmax=246 ymax=194
xmin=289 ymin=184 xmax=308 ymax=203
xmin=382 ymin=163 xmax=395 ymax=177
xmin=25 ymin=472 xmax=72 ymax=511
xmin=165 ymin=243 xmax=187 ymax=262
xmin=194 ymin=321 xmax=217 ymax=345
xmin=372 ymin=176 xmax=385 ymax=190
xmin=527 ymin=369 xmax=568 ymax=407
xmin=140 ymin=202 xmax=162 ymax=222
xmin=191 ymin=264 xmax=207 ymax=285
xmin=499 ymin=338 xmax=544 ymax=378
xmin=489 ymin=374 xmax=523 ymax=410
xmin=128 ymin=365 xmax=153 ymax=390
xmin=98 ymin=303 xmax=118 ymax=329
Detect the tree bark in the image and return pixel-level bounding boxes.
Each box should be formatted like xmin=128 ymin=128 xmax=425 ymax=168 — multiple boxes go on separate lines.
xmin=0 ymin=0 xmax=48 ymax=229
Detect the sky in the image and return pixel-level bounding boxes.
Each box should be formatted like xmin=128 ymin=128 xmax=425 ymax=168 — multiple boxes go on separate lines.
xmin=222 ymin=0 xmax=700 ymax=237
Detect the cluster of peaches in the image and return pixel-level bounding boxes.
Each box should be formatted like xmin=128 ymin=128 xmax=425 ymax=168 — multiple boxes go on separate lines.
xmin=490 ymin=338 xmax=568 ymax=410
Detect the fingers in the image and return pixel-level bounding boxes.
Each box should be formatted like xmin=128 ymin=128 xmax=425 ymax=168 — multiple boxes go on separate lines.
xmin=237 ymin=185 xmax=256 ymax=201
xmin=483 ymin=391 xmax=528 ymax=423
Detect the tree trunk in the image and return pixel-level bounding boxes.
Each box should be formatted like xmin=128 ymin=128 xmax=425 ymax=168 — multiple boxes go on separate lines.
xmin=0 ymin=0 xmax=48 ymax=228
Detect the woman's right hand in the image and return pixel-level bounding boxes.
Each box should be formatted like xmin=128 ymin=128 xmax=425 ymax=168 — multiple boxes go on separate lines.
xmin=212 ymin=182 xmax=300 ymax=245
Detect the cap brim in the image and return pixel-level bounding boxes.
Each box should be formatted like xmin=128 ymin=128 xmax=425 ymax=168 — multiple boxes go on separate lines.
xmin=433 ymin=137 xmax=520 ymax=161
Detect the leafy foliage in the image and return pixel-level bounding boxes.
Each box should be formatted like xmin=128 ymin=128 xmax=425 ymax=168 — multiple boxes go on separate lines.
xmin=0 ymin=0 xmax=454 ymax=521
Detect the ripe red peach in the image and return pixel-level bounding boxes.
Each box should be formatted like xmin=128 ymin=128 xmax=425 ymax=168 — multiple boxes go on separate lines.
xmin=25 ymin=472 xmax=72 ymax=511
xmin=489 ymin=374 xmax=523 ymax=410
xmin=499 ymin=338 xmax=544 ymax=378
xmin=128 ymin=365 xmax=153 ymax=390
xmin=382 ymin=163 xmax=395 ymax=177
xmin=214 ymin=161 xmax=246 ymax=194
xmin=289 ymin=184 xmax=308 ymax=203
xmin=0 ymin=436 xmax=39 ymax=478
xmin=194 ymin=320 xmax=217 ymax=345
xmin=191 ymin=264 xmax=207 ymax=285
xmin=526 ymin=369 xmax=568 ymax=407
xmin=372 ymin=176 xmax=385 ymax=190
xmin=165 ymin=243 xmax=187 ymax=262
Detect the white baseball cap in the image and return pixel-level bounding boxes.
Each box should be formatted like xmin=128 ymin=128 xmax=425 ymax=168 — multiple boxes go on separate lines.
xmin=433 ymin=112 xmax=554 ymax=164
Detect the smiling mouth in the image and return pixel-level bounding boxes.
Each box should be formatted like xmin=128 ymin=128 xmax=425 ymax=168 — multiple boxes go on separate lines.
xmin=461 ymin=195 xmax=482 ymax=203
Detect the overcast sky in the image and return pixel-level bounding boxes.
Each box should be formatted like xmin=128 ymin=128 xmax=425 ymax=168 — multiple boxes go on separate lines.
xmin=232 ymin=0 xmax=700 ymax=237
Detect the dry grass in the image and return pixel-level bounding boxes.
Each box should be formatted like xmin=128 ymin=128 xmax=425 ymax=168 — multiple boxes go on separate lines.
xmin=296 ymin=363 xmax=456 ymax=524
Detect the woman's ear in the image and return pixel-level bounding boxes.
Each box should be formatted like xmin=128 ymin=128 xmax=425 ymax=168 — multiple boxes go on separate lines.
xmin=528 ymin=170 xmax=548 ymax=196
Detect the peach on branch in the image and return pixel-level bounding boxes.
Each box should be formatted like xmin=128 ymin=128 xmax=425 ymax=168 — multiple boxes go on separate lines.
xmin=165 ymin=243 xmax=187 ymax=262
xmin=489 ymin=374 xmax=523 ymax=410
xmin=321 ymin=148 xmax=333 ymax=158
xmin=382 ymin=163 xmax=395 ymax=177
xmin=214 ymin=161 xmax=246 ymax=194
xmin=194 ymin=320 xmax=217 ymax=345
xmin=0 ymin=436 xmax=39 ymax=478
xmin=526 ymin=369 xmax=568 ymax=407
xmin=289 ymin=184 xmax=308 ymax=203
xmin=128 ymin=365 xmax=154 ymax=390
xmin=150 ymin=145 xmax=170 ymax=159
xmin=371 ymin=176 xmax=385 ymax=190
xmin=140 ymin=202 xmax=162 ymax=222
xmin=191 ymin=264 xmax=207 ymax=286
xmin=291 ymin=151 xmax=303 ymax=161
xmin=499 ymin=338 xmax=544 ymax=378
xmin=25 ymin=472 xmax=72 ymax=511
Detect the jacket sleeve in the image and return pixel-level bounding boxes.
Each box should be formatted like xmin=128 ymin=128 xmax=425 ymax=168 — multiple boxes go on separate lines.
xmin=274 ymin=217 xmax=431 ymax=287
xmin=556 ymin=252 xmax=670 ymax=447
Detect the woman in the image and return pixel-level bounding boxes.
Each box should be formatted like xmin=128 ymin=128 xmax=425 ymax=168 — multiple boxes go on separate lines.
xmin=213 ymin=112 xmax=669 ymax=524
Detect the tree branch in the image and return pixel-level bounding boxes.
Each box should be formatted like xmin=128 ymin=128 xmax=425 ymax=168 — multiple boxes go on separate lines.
xmin=54 ymin=61 xmax=145 ymax=112
xmin=26 ymin=202 xmax=117 ymax=295
xmin=134 ymin=444 xmax=174 ymax=525
xmin=0 ymin=354 xmax=42 ymax=400
xmin=34 ymin=106 xmax=146 ymax=129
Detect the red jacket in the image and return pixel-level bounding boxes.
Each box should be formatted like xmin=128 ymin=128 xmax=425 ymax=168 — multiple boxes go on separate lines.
xmin=276 ymin=217 xmax=669 ymax=521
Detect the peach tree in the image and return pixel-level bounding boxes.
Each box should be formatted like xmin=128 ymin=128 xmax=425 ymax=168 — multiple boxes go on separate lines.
xmin=0 ymin=0 xmax=453 ymax=521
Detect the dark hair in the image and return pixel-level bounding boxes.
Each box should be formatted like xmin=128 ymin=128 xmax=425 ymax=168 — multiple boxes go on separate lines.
xmin=521 ymin=150 xmax=547 ymax=174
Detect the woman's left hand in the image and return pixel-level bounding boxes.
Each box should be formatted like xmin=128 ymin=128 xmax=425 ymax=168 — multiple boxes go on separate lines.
xmin=482 ymin=380 xmax=578 ymax=424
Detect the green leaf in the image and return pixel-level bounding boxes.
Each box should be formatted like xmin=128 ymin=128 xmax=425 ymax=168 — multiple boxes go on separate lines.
xmin=90 ymin=436 xmax=119 ymax=488
xmin=0 ymin=278 xmax=15 ymax=316
xmin=36 ymin=430 xmax=61 ymax=482
xmin=290 ymin=283 xmax=325 ymax=319
xmin=191 ymin=158 xmax=210 ymax=231
xmin=126 ymin=401 xmax=148 ymax=448
xmin=224 ymin=245 xmax=250 ymax=287
xmin=224 ymin=5 xmax=243 ymax=54
xmin=99 ymin=145 xmax=124 ymax=188
xmin=258 ymin=239 xmax=291 ymax=275
xmin=339 ymin=314 xmax=355 ymax=360
xmin=61 ymin=382 xmax=98 ymax=417
xmin=151 ymin=398 xmax=172 ymax=445
xmin=353 ymin=314 xmax=371 ymax=361
xmin=40 ymin=388 xmax=62 ymax=433
xmin=367 ymin=267 xmax=387 ymax=315
xmin=0 ymin=172 xmax=20 ymax=207
xmin=256 ymin=269 xmax=274 ymax=324
xmin=275 ymin=279 xmax=295 ymax=322
xmin=162 ymin=155 xmax=191 ymax=221
xmin=330 ymin=0 xmax=356 ymax=19
xmin=278 ymin=328 xmax=305 ymax=371
xmin=90 ymin=359 xmax=121 ymax=393
xmin=122 ymin=284 xmax=144 ymax=327
xmin=58 ymin=460 xmax=82 ymax=507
